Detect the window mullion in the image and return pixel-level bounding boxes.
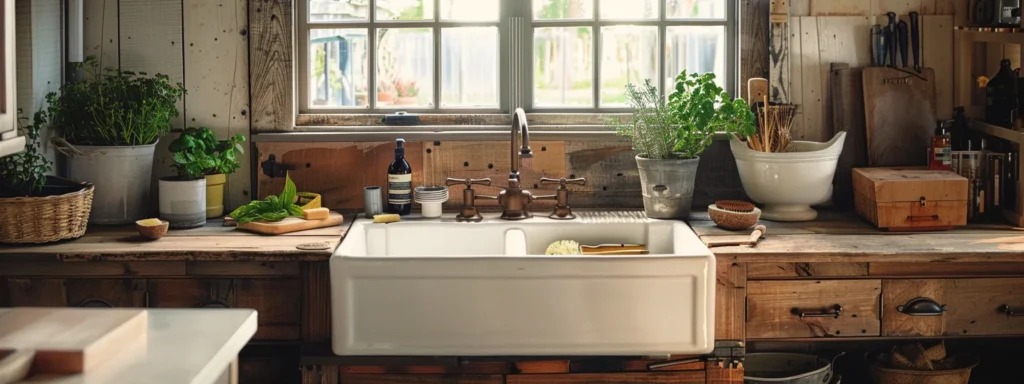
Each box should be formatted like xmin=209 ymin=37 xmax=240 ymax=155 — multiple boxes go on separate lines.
xmin=592 ymin=1 xmax=600 ymax=109
xmin=433 ymin=0 xmax=441 ymax=110
xmin=658 ymin=0 xmax=666 ymax=99
xmin=368 ymin=0 xmax=377 ymax=110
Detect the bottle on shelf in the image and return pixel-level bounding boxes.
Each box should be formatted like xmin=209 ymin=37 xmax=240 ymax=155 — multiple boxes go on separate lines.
xmin=387 ymin=138 xmax=413 ymax=216
xmin=930 ymin=122 xmax=952 ymax=171
xmin=985 ymin=59 xmax=1019 ymax=128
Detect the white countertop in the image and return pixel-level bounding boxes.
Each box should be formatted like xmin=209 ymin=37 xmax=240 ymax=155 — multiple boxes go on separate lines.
xmin=6 ymin=309 xmax=256 ymax=384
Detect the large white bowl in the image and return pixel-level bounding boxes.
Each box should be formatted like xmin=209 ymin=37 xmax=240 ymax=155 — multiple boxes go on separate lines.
xmin=730 ymin=132 xmax=846 ymax=221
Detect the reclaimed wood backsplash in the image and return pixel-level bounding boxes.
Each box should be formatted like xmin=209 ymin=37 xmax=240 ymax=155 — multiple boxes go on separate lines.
xmin=256 ymin=140 xmax=747 ymax=210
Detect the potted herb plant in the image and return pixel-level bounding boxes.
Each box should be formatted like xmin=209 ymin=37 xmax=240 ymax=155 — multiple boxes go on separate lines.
xmin=47 ymin=57 xmax=185 ymax=225
xmin=168 ymin=127 xmax=245 ymax=218
xmin=0 ymin=110 xmax=95 ymax=243
xmin=394 ymin=80 xmax=418 ymax=105
xmin=616 ymin=72 xmax=755 ymax=219
xmin=159 ymin=128 xmax=218 ymax=228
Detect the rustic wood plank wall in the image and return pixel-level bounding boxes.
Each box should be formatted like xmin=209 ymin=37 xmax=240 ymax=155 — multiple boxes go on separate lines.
xmin=255 ymin=139 xmax=746 ymax=211
xmin=14 ymin=0 xmax=62 ymax=166
xmin=771 ymin=0 xmax=961 ymax=142
xmin=81 ymin=0 xmax=253 ymax=212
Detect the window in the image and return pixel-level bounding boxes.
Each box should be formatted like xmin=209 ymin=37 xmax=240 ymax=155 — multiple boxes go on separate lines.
xmin=296 ymin=0 xmax=735 ymax=118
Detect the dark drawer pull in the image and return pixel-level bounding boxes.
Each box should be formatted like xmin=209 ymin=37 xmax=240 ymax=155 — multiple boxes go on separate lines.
xmin=78 ymin=298 xmax=114 ymax=308
xmin=906 ymin=215 xmax=939 ymax=222
xmin=1000 ymin=305 xmax=1024 ymax=317
xmin=791 ymin=304 xmax=843 ymax=319
xmin=898 ymin=297 xmax=947 ymax=316
xmin=196 ymin=300 xmax=231 ymax=308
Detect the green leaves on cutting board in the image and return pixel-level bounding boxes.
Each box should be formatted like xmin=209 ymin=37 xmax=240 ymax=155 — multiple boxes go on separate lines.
xmin=229 ymin=173 xmax=303 ymax=225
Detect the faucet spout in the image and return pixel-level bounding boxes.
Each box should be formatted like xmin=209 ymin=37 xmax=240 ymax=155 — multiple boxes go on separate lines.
xmin=511 ymin=108 xmax=532 ymax=180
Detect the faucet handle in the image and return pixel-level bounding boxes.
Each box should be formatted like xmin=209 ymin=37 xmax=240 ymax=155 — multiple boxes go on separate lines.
xmin=446 ymin=178 xmax=492 ymax=188
xmin=540 ymin=177 xmax=587 ymax=189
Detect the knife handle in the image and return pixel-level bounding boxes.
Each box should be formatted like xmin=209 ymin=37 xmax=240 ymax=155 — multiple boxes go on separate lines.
xmin=887 ymin=12 xmax=898 ymax=68
xmin=910 ymin=12 xmax=921 ymax=71
xmin=898 ymin=21 xmax=909 ymax=68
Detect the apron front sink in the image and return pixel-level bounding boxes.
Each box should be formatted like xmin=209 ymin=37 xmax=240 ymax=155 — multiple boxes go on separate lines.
xmin=330 ymin=214 xmax=716 ymax=356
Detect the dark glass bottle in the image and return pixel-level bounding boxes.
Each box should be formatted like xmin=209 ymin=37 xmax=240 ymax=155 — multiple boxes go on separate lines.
xmin=986 ymin=59 xmax=1018 ymax=128
xmin=951 ymin=106 xmax=971 ymax=151
xmin=387 ymin=138 xmax=413 ymax=215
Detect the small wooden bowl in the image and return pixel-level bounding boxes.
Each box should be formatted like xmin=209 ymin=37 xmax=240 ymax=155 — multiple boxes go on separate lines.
xmin=708 ymin=204 xmax=761 ymax=230
xmin=135 ymin=219 xmax=169 ymax=240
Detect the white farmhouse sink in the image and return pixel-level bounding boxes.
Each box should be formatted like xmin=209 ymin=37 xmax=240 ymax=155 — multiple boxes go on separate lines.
xmin=330 ymin=213 xmax=716 ymax=356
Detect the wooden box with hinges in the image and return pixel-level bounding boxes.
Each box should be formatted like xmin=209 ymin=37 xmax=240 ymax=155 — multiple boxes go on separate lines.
xmin=853 ymin=167 xmax=968 ymax=231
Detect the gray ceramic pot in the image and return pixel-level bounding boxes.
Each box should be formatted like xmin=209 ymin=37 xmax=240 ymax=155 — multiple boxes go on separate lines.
xmin=635 ymin=155 xmax=699 ymax=219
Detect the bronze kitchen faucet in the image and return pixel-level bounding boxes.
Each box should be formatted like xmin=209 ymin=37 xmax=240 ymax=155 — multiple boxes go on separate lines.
xmin=446 ymin=108 xmax=585 ymax=222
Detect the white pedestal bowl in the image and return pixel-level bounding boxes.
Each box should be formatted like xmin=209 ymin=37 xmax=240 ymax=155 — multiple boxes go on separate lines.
xmin=730 ymin=132 xmax=846 ymax=222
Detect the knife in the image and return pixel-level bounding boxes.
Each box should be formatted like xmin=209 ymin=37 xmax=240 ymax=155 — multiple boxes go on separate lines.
xmin=871 ymin=25 xmax=884 ymax=66
xmin=886 ymin=12 xmax=898 ymax=68
xmin=910 ymin=11 xmax=921 ymax=72
xmin=897 ymin=20 xmax=909 ymax=68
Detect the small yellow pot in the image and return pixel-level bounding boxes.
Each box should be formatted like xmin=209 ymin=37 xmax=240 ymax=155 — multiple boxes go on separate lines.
xmin=205 ymin=173 xmax=227 ymax=218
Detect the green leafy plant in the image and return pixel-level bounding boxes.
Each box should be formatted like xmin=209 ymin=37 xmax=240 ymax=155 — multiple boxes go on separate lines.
xmin=616 ymin=71 xmax=756 ymax=160
xmin=46 ymin=56 xmax=185 ymax=146
xmin=395 ymin=79 xmax=418 ymax=98
xmin=168 ymin=127 xmax=246 ymax=180
xmin=228 ymin=173 xmax=303 ymax=225
xmin=0 ymin=110 xmax=53 ymax=196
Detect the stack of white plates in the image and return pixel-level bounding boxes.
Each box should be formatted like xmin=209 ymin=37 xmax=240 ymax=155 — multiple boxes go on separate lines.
xmin=414 ymin=186 xmax=449 ymax=218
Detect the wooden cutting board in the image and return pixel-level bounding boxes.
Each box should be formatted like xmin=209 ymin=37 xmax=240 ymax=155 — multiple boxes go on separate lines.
xmin=831 ymin=64 xmax=867 ymax=208
xmin=237 ymin=212 xmax=343 ymax=235
xmin=0 ymin=308 xmax=147 ymax=374
xmin=862 ymin=67 xmax=937 ymax=167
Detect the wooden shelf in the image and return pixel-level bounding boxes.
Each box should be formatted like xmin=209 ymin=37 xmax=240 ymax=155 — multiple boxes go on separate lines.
xmin=969 ymin=120 xmax=1024 ymax=144
xmin=955 ymin=27 xmax=1024 ymax=45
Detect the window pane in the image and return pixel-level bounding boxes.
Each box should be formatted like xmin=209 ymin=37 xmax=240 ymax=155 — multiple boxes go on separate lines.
xmin=666 ymin=0 xmax=725 ymax=19
xmin=600 ymin=26 xmax=657 ymax=106
xmin=533 ymin=0 xmax=594 ymax=20
xmin=376 ymin=0 xmax=435 ymax=21
xmin=442 ymin=27 xmax=499 ymax=108
xmin=309 ymin=0 xmax=368 ymax=22
xmin=377 ymin=28 xmax=434 ymax=108
xmin=534 ymin=27 xmax=593 ymax=107
xmin=665 ymin=26 xmax=726 ymax=92
xmin=441 ymin=0 xmax=499 ymax=21
xmin=309 ymin=29 xmax=369 ymax=108
xmin=599 ymin=0 xmax=657 ymax=20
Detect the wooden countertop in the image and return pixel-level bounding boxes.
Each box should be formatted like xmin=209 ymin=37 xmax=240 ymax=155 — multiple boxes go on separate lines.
xmin=692 ymin=211 xmax=1024 ymax=263
xmin=0 ymin=218 xmax=350 ymax=262
xmin=2 ymin=210 xmax=1023 ymax=263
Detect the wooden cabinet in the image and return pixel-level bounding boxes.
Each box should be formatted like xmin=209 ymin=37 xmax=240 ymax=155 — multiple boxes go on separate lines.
xmin=881 ymin=279 xmax=946 ymax=337
xmin=6 ymin=279 xmax=66 ymax=306
xmin=746 ymin=280 xmax=882 ymax=338
xmin=945 ymin=278 xmax=1024 ymax=336
xmin=66 ymin=279 xmax=147 ymax=307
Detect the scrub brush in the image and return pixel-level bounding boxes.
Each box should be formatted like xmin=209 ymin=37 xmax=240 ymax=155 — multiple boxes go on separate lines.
xmin=545 ymin=240 xmax=581 ymax=255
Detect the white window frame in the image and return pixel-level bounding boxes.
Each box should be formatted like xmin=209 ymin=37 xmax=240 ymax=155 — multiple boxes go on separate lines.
xmin=294 ymin=0 xmax=737 ymax=125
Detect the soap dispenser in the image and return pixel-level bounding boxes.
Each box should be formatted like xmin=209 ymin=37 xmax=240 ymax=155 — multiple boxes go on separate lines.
xmin=387 ymin=138 xmax=413 ymax=215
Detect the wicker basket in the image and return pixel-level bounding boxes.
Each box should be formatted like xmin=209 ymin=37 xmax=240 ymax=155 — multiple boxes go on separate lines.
xmin=0 ymin=179 xmax=94 ymax=244
xmin=867 ymin=353 xmax=977 ymax=384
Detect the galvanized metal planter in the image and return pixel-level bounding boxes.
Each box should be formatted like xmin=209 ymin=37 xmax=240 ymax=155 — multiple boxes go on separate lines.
xmin=635 ymin=155 xmax=699 ymax=219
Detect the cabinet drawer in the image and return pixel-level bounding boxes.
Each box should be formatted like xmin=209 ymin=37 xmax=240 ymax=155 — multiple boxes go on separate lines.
xmin=747 ymin=280 xmax=881 ymax=339
xmin=882 ymin=280 xmax=946 ymax=337
xmin=148 ymin=278 xmax=301 ymax=340
xmin=945 ymin=278 xmax=1024 ymax=336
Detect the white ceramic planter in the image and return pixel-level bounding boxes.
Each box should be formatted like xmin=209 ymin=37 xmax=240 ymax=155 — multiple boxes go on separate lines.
xmin=158 ymin=177 xmax=207 ymax=228
xmin=731 ymin=132 xmax=846 ymax=221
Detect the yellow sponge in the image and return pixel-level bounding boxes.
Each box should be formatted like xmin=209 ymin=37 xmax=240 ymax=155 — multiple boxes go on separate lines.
xmin=303 ymin=207 xmax=330 ymax=220
xmin=373 ymin=214 xmax=401 ymax=223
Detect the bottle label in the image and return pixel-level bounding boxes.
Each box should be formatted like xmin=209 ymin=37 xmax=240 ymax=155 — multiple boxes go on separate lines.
xmin=933 ymin=146 xmax=951 ymax=165
xmin=388 ymin=174 xmax=412 ymax=204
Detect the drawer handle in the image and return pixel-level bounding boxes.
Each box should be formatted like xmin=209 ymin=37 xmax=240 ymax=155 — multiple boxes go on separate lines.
xmin=791 ymin=304 xmax=843 ymax=319
xmin=196 ymin=300 xmax=232 ymax=309
xmin=78 ymin=298 xmax=114 ymax=308
xmin=897 ymin=298 xmax=947 ymax=316
xmin=1000 ymin=305 xmax=1024 ymax=317
xmin=906 ymin=215 xmax=939 ymax=222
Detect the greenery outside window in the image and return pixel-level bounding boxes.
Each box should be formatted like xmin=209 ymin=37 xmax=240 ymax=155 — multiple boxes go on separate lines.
xmin=295 ymin=0 xmax=735 ymax=126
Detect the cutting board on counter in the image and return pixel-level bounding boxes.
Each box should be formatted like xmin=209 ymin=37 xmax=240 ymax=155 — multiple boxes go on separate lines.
xmin=0 ymin=308 xmax=147 ymax=375
xmin=862 ymin=67 xmax=937 ymax=167
xmin=236 ymin=212 xmax=343 ymax=235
